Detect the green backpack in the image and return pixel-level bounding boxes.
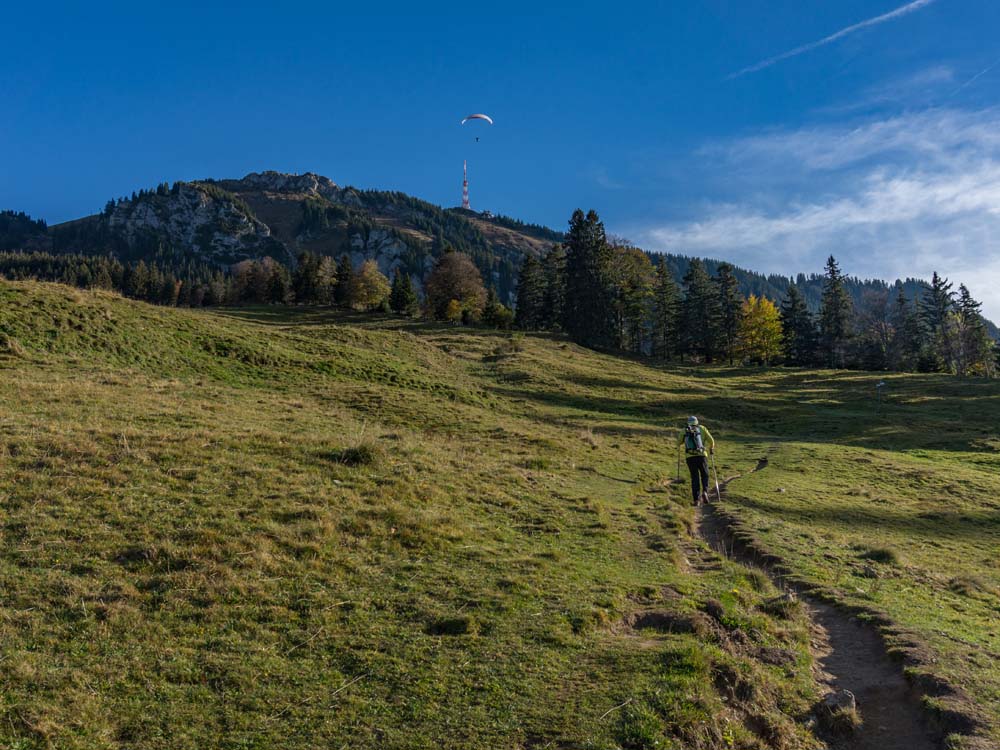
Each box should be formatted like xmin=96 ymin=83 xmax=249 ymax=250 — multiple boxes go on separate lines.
xmin=684 ymin=425 xmax=704 ymax=453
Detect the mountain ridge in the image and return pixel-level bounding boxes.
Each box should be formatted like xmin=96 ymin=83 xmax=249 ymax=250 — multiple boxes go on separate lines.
xmin=2 ymin=171 xmax=995 ymax=333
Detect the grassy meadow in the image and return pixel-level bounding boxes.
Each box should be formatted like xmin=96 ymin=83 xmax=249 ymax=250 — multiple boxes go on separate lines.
xmin=0 ymin=281 xmax=997 ymax=748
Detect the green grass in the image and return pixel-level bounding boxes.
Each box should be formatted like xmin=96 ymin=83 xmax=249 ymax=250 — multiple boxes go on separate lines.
xmin=0 ymin=282 xmax=997 ymax=747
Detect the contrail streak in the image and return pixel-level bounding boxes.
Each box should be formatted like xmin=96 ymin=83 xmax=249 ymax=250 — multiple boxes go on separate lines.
xmin=728 ymin=0 xmax=939 ymax=79
xmin=950 ymin=58 xmax=1000 ymax=97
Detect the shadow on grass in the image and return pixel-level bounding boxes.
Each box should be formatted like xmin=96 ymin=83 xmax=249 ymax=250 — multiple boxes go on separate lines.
xmin=730 ymin=492 xmax=1000 ymax=541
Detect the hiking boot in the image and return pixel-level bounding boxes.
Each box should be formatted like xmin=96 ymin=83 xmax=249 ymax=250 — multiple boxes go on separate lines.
xmin=701 ymin=491 xmax=711 ymax=505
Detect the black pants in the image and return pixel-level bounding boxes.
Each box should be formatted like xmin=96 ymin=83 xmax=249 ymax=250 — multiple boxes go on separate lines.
xmin=686 ymin=456 xmax=710 ymax=503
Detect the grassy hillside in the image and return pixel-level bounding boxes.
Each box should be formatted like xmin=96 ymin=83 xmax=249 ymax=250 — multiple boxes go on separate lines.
xmin=0 ymin=281 xmax=996 ymax=748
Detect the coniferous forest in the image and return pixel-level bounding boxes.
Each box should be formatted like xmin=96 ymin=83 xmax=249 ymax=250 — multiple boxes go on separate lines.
xmin=0 ymin=206 xmax=995 ymax=377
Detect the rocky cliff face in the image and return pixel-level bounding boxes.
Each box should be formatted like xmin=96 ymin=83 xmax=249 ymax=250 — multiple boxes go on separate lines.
xmin=223 ymin=171 xmax=339 ymax=198
xmin=52 ymin=171 xmax=546 ymax=304
xmin=105 ymin=183 xmax=279 ymax=262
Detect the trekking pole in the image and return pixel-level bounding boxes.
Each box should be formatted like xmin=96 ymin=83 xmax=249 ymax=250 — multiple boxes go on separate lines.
xmin=711 ymin=452 xmax=721 ymax=502
xmin=676 ymin=451 xmax=680 ymax=483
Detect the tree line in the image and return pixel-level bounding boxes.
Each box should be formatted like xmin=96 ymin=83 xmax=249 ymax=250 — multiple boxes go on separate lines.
xmin=0 ymin=248 xmax=513 ymax=327
xmin=514 ymin=209 xmax=997 ymax=376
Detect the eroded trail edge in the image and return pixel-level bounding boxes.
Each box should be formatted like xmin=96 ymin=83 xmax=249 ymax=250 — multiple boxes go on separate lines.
xmin=691 ymin=473 xmax=984 ymax=750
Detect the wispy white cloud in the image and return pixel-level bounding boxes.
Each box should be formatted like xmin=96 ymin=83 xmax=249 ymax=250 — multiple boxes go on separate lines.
xmin=729 ymin=0 xmax=939 ymax=79
xmin=815 ymin=65 xmax=954 ymax=114
xmin=634 ymin=107 xmax=1000 ymax=319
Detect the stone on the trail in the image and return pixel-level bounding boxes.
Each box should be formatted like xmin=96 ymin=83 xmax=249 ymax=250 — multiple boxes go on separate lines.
xmin=816 ymin=689 xmax=862 ymax=736
xmin=776 ymin=487 xmax=786 ymax=493
xmin=823 ymin=689 xmax=856 ymax=713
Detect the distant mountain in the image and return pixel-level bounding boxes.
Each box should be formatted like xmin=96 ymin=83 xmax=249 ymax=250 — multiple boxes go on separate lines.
xmin=44 ymin=172 xmax=557 ymax=304
xmin=2 ymin=172 xmax=995 ymax=335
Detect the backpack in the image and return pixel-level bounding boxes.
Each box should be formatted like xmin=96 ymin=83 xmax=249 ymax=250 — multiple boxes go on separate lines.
xmin=684 ymin=425 xmax=704 ymax=453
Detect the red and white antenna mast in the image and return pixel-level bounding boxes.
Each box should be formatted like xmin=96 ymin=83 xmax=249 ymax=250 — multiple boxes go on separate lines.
xmin=462 ymin=160 xmax=471 ymax=210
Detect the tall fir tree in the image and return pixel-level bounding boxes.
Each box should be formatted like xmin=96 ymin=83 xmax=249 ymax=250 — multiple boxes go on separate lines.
xmin=819 ymin=255 xmax=854 ymax=368
xmin=652 ymin=260 xmax=681 ymax=360
xmin=334 ymin=255 xmax=354 ymax=307
xmin=540 ymin=245 xmax=567 ymax=329
xmin=953 ymin=284 xmax=994 ymax=376
xmin=389 ymin=268 xmax=419 ymax=316
xmin=888 ymin=290 xmax=922 ymax=371
xmin=918 ymin=272 xmax=955 ymax=371
xmin=561 ymin=209 xmax=615 ymax=348
xmin=514 ymin=254 xmax=547 ymax=330
xmin=482 ymin=288 xmax=515 ymax=329
xmin=779 ymin=285 xmax=816 ymax=365
xmin=714 ymin=262 xmax=744 ymax=365
xmin=919 ymin=272 xmax=955 ymax=334
xmin=679 ymin=259 xmax=722 ymax=362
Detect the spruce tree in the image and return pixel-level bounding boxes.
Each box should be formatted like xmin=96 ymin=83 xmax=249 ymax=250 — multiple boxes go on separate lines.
xmin=541 ymin=245 xmax=567 ymax=329
xmin=268 ymin=264 xmax=291 ymax=304
xmin=819 ymin=256 xmax=854 ymax=368
xmin=918 ymin=272 xmax=955 ymax=371
xmin=482 ymin=288 xmax=514 ymax=329
xmin=953 ymin=284 xmax=993 ymax=376
xmin=919 ymin=272 xmax=955 ymax=334
xmin=389 ymin=268 xmax=419 ymax=316
xmin=780 ymin=285 xmax=816 ymax=365
xmin=562 ymin=209 xmax=615 ymax=348
xmin=652 ymin=260 xmax=681 ymax=360
xmin=679 ymin=259 xmax=722 ymax=362
xmin=888 ymin=290 xmax=922 ymax=371
xmin=292 ymin=252 xmax=320 ymax=303
xmin=334 ymin=255 xmax=354 ymax=307
xmin=714 ymin=262 xmax=743 ymax=365
xmin=514 ymin=254 xmax=546 ymax=330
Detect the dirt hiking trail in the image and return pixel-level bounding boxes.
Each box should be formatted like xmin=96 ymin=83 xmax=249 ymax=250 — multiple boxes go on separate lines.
xmin=692 ymin=476 xmax=938 ymax=750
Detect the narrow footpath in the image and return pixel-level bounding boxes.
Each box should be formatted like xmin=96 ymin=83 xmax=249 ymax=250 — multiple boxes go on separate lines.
xmin=692 ymin=479 xmax=938 ymax=750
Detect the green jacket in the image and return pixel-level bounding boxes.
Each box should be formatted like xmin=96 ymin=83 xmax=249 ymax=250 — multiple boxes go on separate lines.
xmin=678 ymin=425 xmax=715 ymax=457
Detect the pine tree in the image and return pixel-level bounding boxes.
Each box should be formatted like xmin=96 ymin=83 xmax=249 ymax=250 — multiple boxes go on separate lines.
xmin=779 ymin=285 xmax=816 ymax=365
xmin=482 ymin=288 xmax=515 ymax=330
xmin=918 ymin=272 xmax=955 ymax=371
xmin=652 ymin=260 xmax=681 ymax=359
xmin=562 ymin=209 xmax=615 ymax=348
xmin=541 ymin=245 xmax=567 ymax=329
xmin=819 ymin=256 xmax=854 ymax=368
xmin=334 ymin=255 xmax=354 ymax=307
xmin=953 ymin=284 xmax=994 ymax=376
xmin=919 ymin=272 xmax=955 ymax=334
xmin=389 ymin=268 xmax=419 ymax=316
xmin=714 ymin=262 xmax=744 ymax=365
xmin=292 ymin=252 xmax=320 ymax=304
xmin=679 ymin=259 xmax=722 ymax=362
xmin=888 ymin=290 xmax=922 ymax=371
xmin=268 ymin=264 xmax=291 ymax=304
xmin=514 ymin=255 xmax=546 ymax=330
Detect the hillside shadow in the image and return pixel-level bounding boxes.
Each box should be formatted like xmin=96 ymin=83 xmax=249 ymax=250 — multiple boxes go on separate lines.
xmin=730 ymin=492 xmax=1000 ymax=542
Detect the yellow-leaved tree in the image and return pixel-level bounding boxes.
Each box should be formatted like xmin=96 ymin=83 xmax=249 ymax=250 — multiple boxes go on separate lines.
xmin=737 ymin=295 xmax=783 ymax=365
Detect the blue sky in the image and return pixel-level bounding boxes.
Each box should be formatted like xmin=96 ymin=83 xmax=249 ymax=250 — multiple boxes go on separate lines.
xmin=3 ymin=1 xmax=1000 ymax=315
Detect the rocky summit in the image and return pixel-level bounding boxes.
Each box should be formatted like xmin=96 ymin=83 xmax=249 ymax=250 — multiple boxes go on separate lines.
xmin=48 ymin=171 xmax=556 ymax=303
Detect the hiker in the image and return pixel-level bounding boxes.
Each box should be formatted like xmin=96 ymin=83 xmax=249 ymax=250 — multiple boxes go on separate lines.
xmin=678 ymin=416 xmax=715 ymax=506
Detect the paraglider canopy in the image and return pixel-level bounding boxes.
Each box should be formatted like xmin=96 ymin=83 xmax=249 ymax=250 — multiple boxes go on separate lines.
xmin=461 ymin=114 xmax=494 ymax=125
